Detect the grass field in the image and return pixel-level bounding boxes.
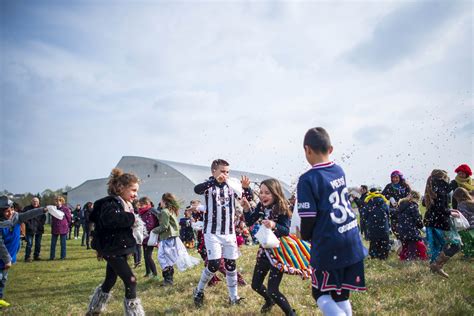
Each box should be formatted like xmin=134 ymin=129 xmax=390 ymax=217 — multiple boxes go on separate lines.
xmin=4 ymin=226 xmax=474 ymax=315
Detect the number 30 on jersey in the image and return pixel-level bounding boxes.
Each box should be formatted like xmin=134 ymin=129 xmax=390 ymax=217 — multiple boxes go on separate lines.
xmin=329 ymin=187 xmax=356 ymax=224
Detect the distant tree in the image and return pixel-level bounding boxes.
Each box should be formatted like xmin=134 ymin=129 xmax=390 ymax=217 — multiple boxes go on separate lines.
xmin=41 ymin=189 xmax=54 ymax=196
xmin=6 ymin=187 xmax=70 ymax=209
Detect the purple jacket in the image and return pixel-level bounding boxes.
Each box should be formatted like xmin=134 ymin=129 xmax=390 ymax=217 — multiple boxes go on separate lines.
xmin=138 ymin=207 xmax=159 ymax=244
xmin=51 ymin=205 xmax=72 ymax=235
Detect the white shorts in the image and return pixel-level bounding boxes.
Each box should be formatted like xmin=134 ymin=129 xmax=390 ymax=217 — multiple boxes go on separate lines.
xmin=204 ymin=233 xmax=239 ymax=261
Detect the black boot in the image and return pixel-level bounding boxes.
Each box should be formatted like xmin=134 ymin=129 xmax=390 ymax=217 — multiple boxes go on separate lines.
xmin=162 ymin=267 xmax=173 ymax=286
xmin=260 ymin=300 xmax=275 ymax=313
xmin=287 ymin=309 xmax=297 ymax=316
xmin=161 ymin=269 xmax=168 ymax=285
xmin=168 ymin=267 xmax=174 ymax=285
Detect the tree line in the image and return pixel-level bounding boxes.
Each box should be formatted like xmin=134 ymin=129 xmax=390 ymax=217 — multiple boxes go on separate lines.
xmin=0 ymin=186 xmax=73 ymax=208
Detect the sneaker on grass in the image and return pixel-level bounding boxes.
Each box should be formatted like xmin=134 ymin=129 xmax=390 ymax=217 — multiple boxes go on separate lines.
xmin=0 ymin=299 xmax=10 ymax=307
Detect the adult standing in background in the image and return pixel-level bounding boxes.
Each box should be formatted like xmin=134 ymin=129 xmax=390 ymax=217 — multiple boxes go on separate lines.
xmin=22 ymin=197 xmax=46 ymax=262
xmin=81 ymin=202 xmax=93 ymax=249
xmin=50 ymin=196 xmax=72 ymax=260
xmin=449 ymin=164 xmax=473 ymax=209
xmin=72 ymin=204 xmax=82 ymax=239
xmin=382 ymin=170 xmax=411 ymax=204
xmin=353 ymin=185 xmax=369 ymax=240
xmin=382 ymin=170 xmax=411 ymax=239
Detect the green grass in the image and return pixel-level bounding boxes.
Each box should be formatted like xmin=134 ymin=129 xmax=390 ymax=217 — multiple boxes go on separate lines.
xmin=4 ymin=226 xmax=474 ymax=315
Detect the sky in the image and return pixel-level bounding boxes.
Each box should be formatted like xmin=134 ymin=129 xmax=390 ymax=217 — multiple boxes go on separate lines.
xmin=1 ymin=0 xmax=473 ymax=195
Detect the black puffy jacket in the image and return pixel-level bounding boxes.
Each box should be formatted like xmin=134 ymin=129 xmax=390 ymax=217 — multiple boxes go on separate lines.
xmin=90 ymin=196 xmax=136 ymax=256
xmin=363 ymin=196 xmax=390 ymax=240
xmin=424 ymin=178 xmax=451 ymax=231
xmin=397 ymin=200 xmax=423 ymax=242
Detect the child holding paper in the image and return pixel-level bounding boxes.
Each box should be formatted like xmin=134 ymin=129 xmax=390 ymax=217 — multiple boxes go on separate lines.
xmin=242 ymin=179 xmax=295 ymax=315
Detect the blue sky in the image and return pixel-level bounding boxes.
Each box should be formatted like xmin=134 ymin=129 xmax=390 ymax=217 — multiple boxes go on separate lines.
xmin=1 ymin=0 xmax=472 ymax=194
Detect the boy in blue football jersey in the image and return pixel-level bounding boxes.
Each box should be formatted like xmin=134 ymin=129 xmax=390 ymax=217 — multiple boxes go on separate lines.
xmin=297 ymin=127 xmax=367 ymax=316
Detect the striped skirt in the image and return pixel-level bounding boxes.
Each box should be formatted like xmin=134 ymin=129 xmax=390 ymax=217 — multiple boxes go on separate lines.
xmin=264 ymin=234 xmax=312 ymax=279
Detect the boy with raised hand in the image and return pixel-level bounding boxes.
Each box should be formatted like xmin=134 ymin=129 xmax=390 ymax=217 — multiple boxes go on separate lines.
xmin=192 ymin=159 xmax=252 ymax=307
xmin=0 ymin=196 xmax=48 ymax=307
xmin=297 ymin=127 xmax=367 ymax=316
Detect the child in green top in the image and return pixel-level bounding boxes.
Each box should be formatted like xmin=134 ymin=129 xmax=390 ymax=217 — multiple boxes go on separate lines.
xmin=153 ymin=193 xmax=199 ymax=286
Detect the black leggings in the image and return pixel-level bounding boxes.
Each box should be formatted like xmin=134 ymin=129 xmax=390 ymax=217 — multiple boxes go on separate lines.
xmin=102 ymin=255 xmax=137 ymax=299
xmin=142 ymin=245 xmax=157 ymax=276
xmin=251 ymin=251 xmax=292 ymax=315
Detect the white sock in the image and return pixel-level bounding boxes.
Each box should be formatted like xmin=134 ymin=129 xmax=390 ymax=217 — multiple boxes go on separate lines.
xmin=197 ymin=267 xmax=214 ymax=292
xmin=317 ymin=295 xmax=346 ymax=316
xmin=225 ymin=270 xmax=238 ymax=301
xmin=336 ymin=300 xmax=352 ymax=316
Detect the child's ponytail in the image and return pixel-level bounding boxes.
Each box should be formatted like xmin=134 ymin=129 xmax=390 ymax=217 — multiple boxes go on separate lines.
xmin=107 ymin=168 xmax=139 ymax=196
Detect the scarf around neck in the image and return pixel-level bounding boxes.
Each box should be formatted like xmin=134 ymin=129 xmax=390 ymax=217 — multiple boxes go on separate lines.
xmin=455 ymin=175 xmax=474 ymax=192
xmin=364 ymin=192 xmax=389 ymax=204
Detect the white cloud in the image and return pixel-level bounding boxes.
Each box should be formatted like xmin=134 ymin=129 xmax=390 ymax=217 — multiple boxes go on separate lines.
xmin=1 ymin=1 xmax=472 ymax=195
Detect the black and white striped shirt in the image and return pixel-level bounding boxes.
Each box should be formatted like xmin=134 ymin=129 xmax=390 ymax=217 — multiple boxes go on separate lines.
xmin=194 ymin=177 xmax=251 ymax=235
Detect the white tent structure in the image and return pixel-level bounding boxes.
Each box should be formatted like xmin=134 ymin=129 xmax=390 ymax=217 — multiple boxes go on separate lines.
xmin=67 ymin=156 xmax=292 ymax=212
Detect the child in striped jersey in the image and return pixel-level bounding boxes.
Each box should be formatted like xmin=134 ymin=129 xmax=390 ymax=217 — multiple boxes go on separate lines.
xmin=192 ymin=159 xmax=252 ymax=307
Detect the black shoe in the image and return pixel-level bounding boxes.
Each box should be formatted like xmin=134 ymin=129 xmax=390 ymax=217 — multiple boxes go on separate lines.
xmin=33 ymin=257 xmax=42 ymax=261
xmin=24 ymin=257 xmax=32 ymax=263
xmin=193 ymin=288 xmax=204 ymax=307
xmin=261 ymin=300 xmax=275 ymax=313
xmin=229 ymin=297 xmax=244 ymax=306
xmin=161 ymin=280 xmax=173 ymax=286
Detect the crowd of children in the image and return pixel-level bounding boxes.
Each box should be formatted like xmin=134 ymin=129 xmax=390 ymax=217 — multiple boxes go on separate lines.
xmin=0 ymin=127 xmax=472 ymax=316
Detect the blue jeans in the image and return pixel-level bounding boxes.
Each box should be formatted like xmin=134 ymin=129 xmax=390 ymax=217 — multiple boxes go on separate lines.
xmin=50 ymin=234 xmax=67 ymax=260
xmin=25 ymin=233 xmax=43 ymax=260
xmin=0 ymin=269 xmax=8 ymax=299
